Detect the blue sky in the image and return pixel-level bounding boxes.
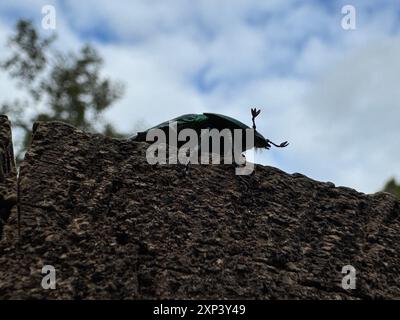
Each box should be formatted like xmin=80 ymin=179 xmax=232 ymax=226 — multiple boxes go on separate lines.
xmin=0 ymin=0 xmax=399 ymax=193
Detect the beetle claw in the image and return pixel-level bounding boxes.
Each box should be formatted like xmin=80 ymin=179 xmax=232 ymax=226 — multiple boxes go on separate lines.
xmin=279 ymin=141 xmax=289 ymax=148
xmin=251 ymin=108 xmax=261 ymax=118
xmin=251 ymin=108 xmax=261 ymax=130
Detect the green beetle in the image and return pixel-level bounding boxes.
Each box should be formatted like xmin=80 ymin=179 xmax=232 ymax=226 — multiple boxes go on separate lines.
xmin=131 ymin=109 xmax=288 ymax=153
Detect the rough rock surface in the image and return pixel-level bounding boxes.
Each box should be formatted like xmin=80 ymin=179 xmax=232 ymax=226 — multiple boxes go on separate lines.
xmin=0 ymin=115 xmax=17 ymax=240
xmin=0 ymin=120 xmax=400 ymax=299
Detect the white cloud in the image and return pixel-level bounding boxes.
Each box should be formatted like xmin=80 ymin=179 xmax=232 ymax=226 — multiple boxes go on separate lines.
xmin=295 ymin=38 xmax=400 ymax=192
xmin=99 ymin=43 xmax=206 ymax=133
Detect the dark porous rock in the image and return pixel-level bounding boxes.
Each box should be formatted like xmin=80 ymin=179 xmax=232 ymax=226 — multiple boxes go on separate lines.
xmin=0 ymin=115 xmax=17 ymax=241
xmin=0 ymin=119 xmax=400 ymax=299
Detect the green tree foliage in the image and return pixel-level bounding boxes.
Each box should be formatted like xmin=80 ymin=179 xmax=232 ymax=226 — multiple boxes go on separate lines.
xmin=383 ymin=178 xmax=400 ymax=199
xmin=1 ymin=19 xmax=124 ymax=161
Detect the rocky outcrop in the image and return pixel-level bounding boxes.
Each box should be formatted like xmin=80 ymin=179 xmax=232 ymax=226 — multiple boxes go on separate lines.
xmin=0 ymin=119 xmax=399 ymax=299
xmin=0 ymin=115 xmax=17 ymax=240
